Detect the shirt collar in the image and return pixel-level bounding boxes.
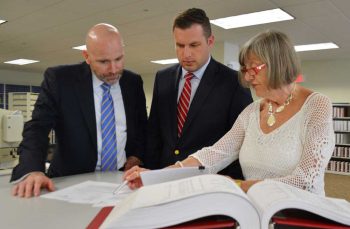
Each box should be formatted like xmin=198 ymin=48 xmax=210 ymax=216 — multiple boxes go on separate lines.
xmin=181 ymin=56 xmax=211 ymax=80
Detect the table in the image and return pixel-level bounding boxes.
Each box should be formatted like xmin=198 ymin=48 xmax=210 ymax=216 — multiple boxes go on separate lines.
xmin=0 ymin=172 xmax=123 ymax=229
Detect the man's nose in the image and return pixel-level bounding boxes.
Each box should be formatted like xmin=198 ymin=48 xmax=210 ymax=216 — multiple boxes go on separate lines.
xmin=109 ymin=62 xmax=119 ymax=73
xmin=183 ymin=46 xmax=191 ymax=57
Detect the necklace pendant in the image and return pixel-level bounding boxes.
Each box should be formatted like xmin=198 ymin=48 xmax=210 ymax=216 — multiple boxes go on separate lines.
xmin=276 ymin=105 xmax=285 ymax=113
xmin=267 ymin=114 xmax=276 ymax=127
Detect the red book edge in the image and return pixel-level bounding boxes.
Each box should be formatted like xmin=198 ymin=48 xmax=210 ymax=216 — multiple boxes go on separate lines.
xmin=86 ymin=206 xmax=236 ymax=229
xmin=86 ymin=206 xmax=114 ymax=229
xmin=272 ymin=216 xmax=350 ymax=229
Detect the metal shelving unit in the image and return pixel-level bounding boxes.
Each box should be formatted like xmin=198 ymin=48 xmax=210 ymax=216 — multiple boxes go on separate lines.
xmin=327 ymin=103 xmax=350 ymax=176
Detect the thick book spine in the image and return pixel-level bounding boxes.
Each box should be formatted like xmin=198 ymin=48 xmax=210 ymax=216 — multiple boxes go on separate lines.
xmin=87 ymin=206 xmax=238 ymax=229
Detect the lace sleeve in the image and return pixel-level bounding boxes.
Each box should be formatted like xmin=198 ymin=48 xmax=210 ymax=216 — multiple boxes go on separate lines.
xmin=191 ymin=103 xmax=256 ymax=173
xmin=268 ymin=94 xmax=335 ymax=194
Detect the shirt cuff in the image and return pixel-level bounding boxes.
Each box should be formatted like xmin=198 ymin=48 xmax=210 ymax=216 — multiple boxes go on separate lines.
xmin=10 ymin=171 xmax=46 ymax=184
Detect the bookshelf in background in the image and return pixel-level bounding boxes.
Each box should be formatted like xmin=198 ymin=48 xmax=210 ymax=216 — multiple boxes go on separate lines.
xmin=327 ymin=103 xmax=350 ymax=176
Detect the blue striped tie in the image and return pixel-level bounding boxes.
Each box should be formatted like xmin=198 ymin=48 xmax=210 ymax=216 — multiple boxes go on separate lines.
xmin=101 ymin=83 xmax=118 ymax=171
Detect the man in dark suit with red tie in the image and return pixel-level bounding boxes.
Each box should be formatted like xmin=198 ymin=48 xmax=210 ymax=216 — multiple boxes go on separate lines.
xmin=144 ymin=8 xmax=253 ymax=178
xmin=11 ymin=23 xmax=147 ymax=197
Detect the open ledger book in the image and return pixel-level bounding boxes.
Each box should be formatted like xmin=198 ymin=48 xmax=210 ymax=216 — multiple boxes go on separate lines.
xmin=100 ymin=174 xmax=350 ymax=229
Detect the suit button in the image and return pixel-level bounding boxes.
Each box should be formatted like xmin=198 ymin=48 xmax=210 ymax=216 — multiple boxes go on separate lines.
xmin=174 ymin=150 xmax=180 ymax=155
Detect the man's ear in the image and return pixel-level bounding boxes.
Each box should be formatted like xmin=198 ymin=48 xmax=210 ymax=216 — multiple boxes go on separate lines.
xmin=207 ymin=35 xmax=215 ymax=48
xmin=82 ymin=50 xmax=90 ymax=64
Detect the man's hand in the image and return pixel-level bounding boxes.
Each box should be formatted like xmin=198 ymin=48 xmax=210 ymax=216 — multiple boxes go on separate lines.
xmin=11 ymin=172 xmax=55 ymax=198
xmin=123 ymin=165 xmax=149 ymax=190
xmin=124 ymin=156 xmax=142 ymax=171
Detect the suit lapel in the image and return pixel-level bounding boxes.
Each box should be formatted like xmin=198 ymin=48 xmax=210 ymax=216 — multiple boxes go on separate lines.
xmin=119 ymin=73 xmax=131 ymax=131
xmin=180 ymin=59 xmax=219 ymax=137
xmin=75 ymin=63 xmax=97 ymax=151
xmin=171 ymin=66 xmax=182 ymax=140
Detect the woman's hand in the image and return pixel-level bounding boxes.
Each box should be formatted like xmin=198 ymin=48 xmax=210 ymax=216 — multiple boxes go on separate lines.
xmin=123 ymin=165 xmax=149 ymax=190
xmin=240 ymin=180 xmax=260 ymax=193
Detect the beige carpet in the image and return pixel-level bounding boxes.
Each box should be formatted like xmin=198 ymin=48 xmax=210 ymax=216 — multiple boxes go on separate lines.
xmin=325 ymin=173 xmax=350 ymax=201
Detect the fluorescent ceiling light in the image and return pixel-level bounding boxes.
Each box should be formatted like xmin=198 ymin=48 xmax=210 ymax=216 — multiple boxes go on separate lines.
xmin=294 ymin=42 xmax=339 ymax=52
xmin=0 ymin=19 xmax=7 ymax=25
xmin=151 ymin=58 xmax=178 ymax=65
xmin=72 ymin=45 xmax=86 ymax=50
xmin=210 ymin=8 xmax=294 ymax=29
xmin=4 ymin=59 xmax=39 ymax=65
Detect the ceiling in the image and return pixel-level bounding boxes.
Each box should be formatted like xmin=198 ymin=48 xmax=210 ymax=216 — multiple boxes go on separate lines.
xmin=1 ymin=0 xmax=350 ymax=76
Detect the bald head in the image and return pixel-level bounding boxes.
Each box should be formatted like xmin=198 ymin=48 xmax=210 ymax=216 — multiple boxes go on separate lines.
xmin=85 ymin=23 xmax=124 ymax=50
xmin=83 ymin=23 xmax=125 ymax=85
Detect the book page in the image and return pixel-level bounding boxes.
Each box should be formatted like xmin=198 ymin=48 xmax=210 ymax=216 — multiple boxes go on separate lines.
xmin=140 ymin=167 xmax=208 ymax=186
xmin=131 ymin=174 xmax=246 ymax=209
xmin=247 ymin=181 xmax=293 ymax=215
xmin=101 ymin=174 xmax=261 ymax=229
xmin=247 ymin=180 xmax=350 ymax=228
xmin=41 ymin=180 xmax=132 ymax=207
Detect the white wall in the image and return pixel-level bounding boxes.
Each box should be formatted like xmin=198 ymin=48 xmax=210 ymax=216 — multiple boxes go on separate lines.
xmin=301 ymin=59 xmax=350 ymax=103
xmin=0 ymin=69 xmax=43 ymax=86
xmin=142 ymin=73 xmax=156 ymax=113
xmin=1 ymin=58 xmax=350 ymax=109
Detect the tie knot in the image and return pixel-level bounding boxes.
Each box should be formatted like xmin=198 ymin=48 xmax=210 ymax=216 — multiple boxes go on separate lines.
xmin=184 ymin=72 xmax=194 ymax=81
xmin=101 ymin=83 xmax=111 ymax=92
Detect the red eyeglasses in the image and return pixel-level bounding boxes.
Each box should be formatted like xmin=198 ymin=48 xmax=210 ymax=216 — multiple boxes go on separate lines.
xmin=240 ymin=63 xmax=266 ymax=75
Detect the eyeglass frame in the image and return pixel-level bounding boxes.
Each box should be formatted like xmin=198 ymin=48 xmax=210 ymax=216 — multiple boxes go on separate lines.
xmin=240 ymin=63 xmax=266 ymax=75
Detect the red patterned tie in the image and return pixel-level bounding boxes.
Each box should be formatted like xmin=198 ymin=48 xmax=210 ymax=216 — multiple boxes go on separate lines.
xmin=177 ymin=72 xmax=194 ymax=137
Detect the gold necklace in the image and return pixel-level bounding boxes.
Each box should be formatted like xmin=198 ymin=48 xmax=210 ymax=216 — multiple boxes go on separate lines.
xmin=267 ymin=85 xmax=295 ymax=127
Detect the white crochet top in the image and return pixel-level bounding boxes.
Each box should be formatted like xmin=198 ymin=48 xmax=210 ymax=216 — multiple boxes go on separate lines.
xmin=191 ymin=92 xmax=335 ymax=195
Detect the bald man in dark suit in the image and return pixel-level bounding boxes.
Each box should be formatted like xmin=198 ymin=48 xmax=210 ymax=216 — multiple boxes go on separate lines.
xmin=11 ymin=23 xmax=147 ymax=198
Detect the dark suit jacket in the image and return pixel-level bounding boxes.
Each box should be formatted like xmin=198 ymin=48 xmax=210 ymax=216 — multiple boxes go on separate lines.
xmin=144 ymin=58 xmax=252 ymax=179
xmin=11 ymin=62 xmax=147 ymax=181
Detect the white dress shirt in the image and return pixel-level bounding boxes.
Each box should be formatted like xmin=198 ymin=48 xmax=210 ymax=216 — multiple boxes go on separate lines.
xmin=177 ymin=56 xmax=211 ymax=103
xmin=92 ymin=73 xmax=127 ymax=170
